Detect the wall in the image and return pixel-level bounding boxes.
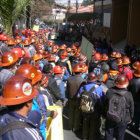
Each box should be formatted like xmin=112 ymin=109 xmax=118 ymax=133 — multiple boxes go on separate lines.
xmin=127 ymin=0 xmax=140 ymax=47
xmin=111 ymin=0 xmax=129 ymax=45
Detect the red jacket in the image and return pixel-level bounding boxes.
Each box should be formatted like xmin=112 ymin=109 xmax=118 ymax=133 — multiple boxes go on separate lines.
xmin=121 ymin=66 xmax=133 ymax=80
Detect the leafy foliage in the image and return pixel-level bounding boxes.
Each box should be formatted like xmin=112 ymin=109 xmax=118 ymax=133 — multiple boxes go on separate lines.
xmin=81 ymin=0 xmax=93 ymax=6
xmin=0 ymin=0 xmax=33 ymax=33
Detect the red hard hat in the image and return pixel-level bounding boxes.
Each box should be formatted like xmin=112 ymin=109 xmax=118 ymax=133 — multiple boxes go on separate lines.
xmin=0 ymin=76 xmax=38 ymax=105
xmin=132 ymin=61 xmax=140 ymax=70
xmin=21 ymin=30 xmax=25 ymax=34
xmin=94 ymin=53 xmax=101 ymax=61
xmin=11 ymin=48 xmax=25 ymax=58
xmin=15 ymin=64 xmax=42 ymax=85
xmin=2 ymin=35 xmax=8 ymax=41
xmin=0 ymin=34 xmax=4 ymax=40
xmin=53 ymin=65 xmax=63 ymax=74
xmin=0 ymin=51 xmax=18 ymax=67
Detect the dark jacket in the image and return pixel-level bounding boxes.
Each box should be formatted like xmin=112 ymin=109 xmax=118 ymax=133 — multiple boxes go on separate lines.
xmin=0 ymin=112 xmax=43 ymax=140
xmin=46 ymin=74 xmax=61 ymax=102
xmin=104 ymin=87 xmax=134 ymax=123
xmin=129 ymin=77 xmax=140 ymax=102
xmin=67 ymin=75 xmax=85 ymax=99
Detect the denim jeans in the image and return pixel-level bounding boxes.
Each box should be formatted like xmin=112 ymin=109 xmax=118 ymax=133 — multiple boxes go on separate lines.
xmin=105 ymin=121 xmax=127 ymax=140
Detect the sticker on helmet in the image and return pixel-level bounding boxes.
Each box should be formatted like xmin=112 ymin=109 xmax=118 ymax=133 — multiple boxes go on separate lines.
xmin=8 ymin=56 xmax=14 ymax=62
xmin=22 ymin=82 xmax=32 ymax=95
xmin=31 ymin=73 xmax=35 ymax=78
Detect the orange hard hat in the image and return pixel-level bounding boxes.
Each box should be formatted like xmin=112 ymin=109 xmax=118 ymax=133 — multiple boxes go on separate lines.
xmin=72 ymin=64 xmax=83 ymax=72
xmin=15 ymin=64 xmax=42 ymax=85
xmin=0 ymin=51 xmax=18 ymax=67
xmin=33 ymin=53 xmax=43 ymax=61
xmin=117 ymin=58 xmax=123 ymax=66
xmin=22 ymin=38 xmax=31 ymax=46
xmin=52 ymin=45 xmax=59 ymax=49
xmin=30 ymin=38 xmax=36 ymax=43
xmin=36 ymin=43 xmax=44 ymax=50
xmin=101 ymin=53 xmax=109 ymax=61
xmin=132 ymin=61 xmax=140 ymax=70
xmin=0 ymin=76 xmax=38 ymax=105
xmin=53 ymin=65 xmax=63 ymax=74
xmin=74 ymin=52 xmax=81 ymax=58
xmin=44 ymin=51 xmax=50 ymax=58
xmin=8 ymin=38 xmax=15 ymax=45
xmin=80 ymin=64 xmax=88 ymax=73
xmin=114 ymin=74 xmax=129 ymax=88
xmin=15 ymin=38 xmax=22 ymax=44
xmin=60 ymin=44 xmax=67 ymax=50
xmin=77 ymin=47 xmax=81 ymax=52
xmin=115 ymin=52 xmax=122 ymax=58
xmin=51 ymin=48 xmax=58 ymax=54
xmin=122 ymin=56 xmax=131 ymax=65
xmin=67 ymin=48 xmax=72 ymax=53
xmin=47 ymin=40 xmax=54 ymax=46
xmin=94 ymin=53 xmax=101 ymax=61
xmin=47 ymin=54 xmax=56 ymax=62
xmin=15 ymin=36 xmax=22 ymax=40
xmin=111 ymin=51 xmax=117 ymax=58
xmin=11 ymin=48 xmax=25 ymax=58
xmin=61 ymin=50 xmax=68 ymax=56
xmin=134 ymin=66 xmax=140 ymax=77
xmin=71 ymin=45 xmax=77 ymax=50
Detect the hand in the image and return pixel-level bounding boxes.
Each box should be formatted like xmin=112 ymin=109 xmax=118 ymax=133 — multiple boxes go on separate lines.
xmin=53 ymin=111 xmax=58 ymax=118
xmin=127 ymin=120 xmax=132 ymax=124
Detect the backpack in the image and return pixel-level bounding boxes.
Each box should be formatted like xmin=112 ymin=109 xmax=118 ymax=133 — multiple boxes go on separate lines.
xmin=93 ymin=63 xmax=102 ymax=76
xmin=80 ymin=85 xmax=99 ymax=114
xmin=106 ymin=91 xmax=127 ymax=123
xmin=106 ymin=73 xmax=118 ymax=89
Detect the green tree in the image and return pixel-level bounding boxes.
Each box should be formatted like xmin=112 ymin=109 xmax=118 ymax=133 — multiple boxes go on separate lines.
xmin=81 ymin=0 xmax=93 ymax=6
xmin=0 ymin=0 xmax=33 ymax=34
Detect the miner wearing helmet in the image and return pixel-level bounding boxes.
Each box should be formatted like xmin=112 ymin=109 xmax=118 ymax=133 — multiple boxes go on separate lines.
xmin=104 ymin=74 xmax=134 ymax=140
xmin=15 ymin=64 xmax=57 ymax=139
xmin=0 ymin=51 xmax=19 ymax=91
xmin=77 ymin=72 xmax=104 ymax=140
xmin=0 ymin=76 xmax=43 ymax=140
xmin=67 ymin=64 xmax=85 ymax=132
xmin=128 ymin=66 xmax=140 ymax=133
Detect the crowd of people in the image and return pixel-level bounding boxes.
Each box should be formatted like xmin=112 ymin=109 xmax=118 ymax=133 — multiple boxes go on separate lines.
xmin=0 ymin=28 xmax=139 ymax=140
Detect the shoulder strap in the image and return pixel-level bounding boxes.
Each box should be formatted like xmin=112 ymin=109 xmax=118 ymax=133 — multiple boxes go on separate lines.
xmin=87 ymin=85 xmax=99 ymax=95
xmin=123 ymin=69 xmax=130 ymax=75
xmin=0 ymin=121 xmax=34 ymax=137
xmin=83 ymin=85 xmax=87 ymax=92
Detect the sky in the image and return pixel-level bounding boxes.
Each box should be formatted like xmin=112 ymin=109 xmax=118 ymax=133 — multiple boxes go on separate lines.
xmin=55 ymin=0 xmax=83 ymax=4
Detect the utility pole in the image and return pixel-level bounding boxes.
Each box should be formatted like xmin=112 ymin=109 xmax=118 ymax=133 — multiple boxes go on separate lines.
xmin=101 ymin=0 xmax=104 ymax=26
xmin=76 ymin=0 xmax=78 ymax=13
xmin=66 ymin=0 xmax=71 ymax=24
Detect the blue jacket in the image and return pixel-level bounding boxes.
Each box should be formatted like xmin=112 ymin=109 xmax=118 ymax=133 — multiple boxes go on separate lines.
xmin=77 ymin=82 xmax=104 ymax=102
xmin=54 ymin=75 xmax=66 ymax=101
xmin=0 ymin=112 xmax=43 ymax=140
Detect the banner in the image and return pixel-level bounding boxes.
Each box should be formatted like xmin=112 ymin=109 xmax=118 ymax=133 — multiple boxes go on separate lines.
xmin=46 ymin=106 xmax=64 ymax=140
xmin=80 ymin=36 xmax=94 ymax=61
xmin=33 ymin=25 xmax=39 ymax=32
